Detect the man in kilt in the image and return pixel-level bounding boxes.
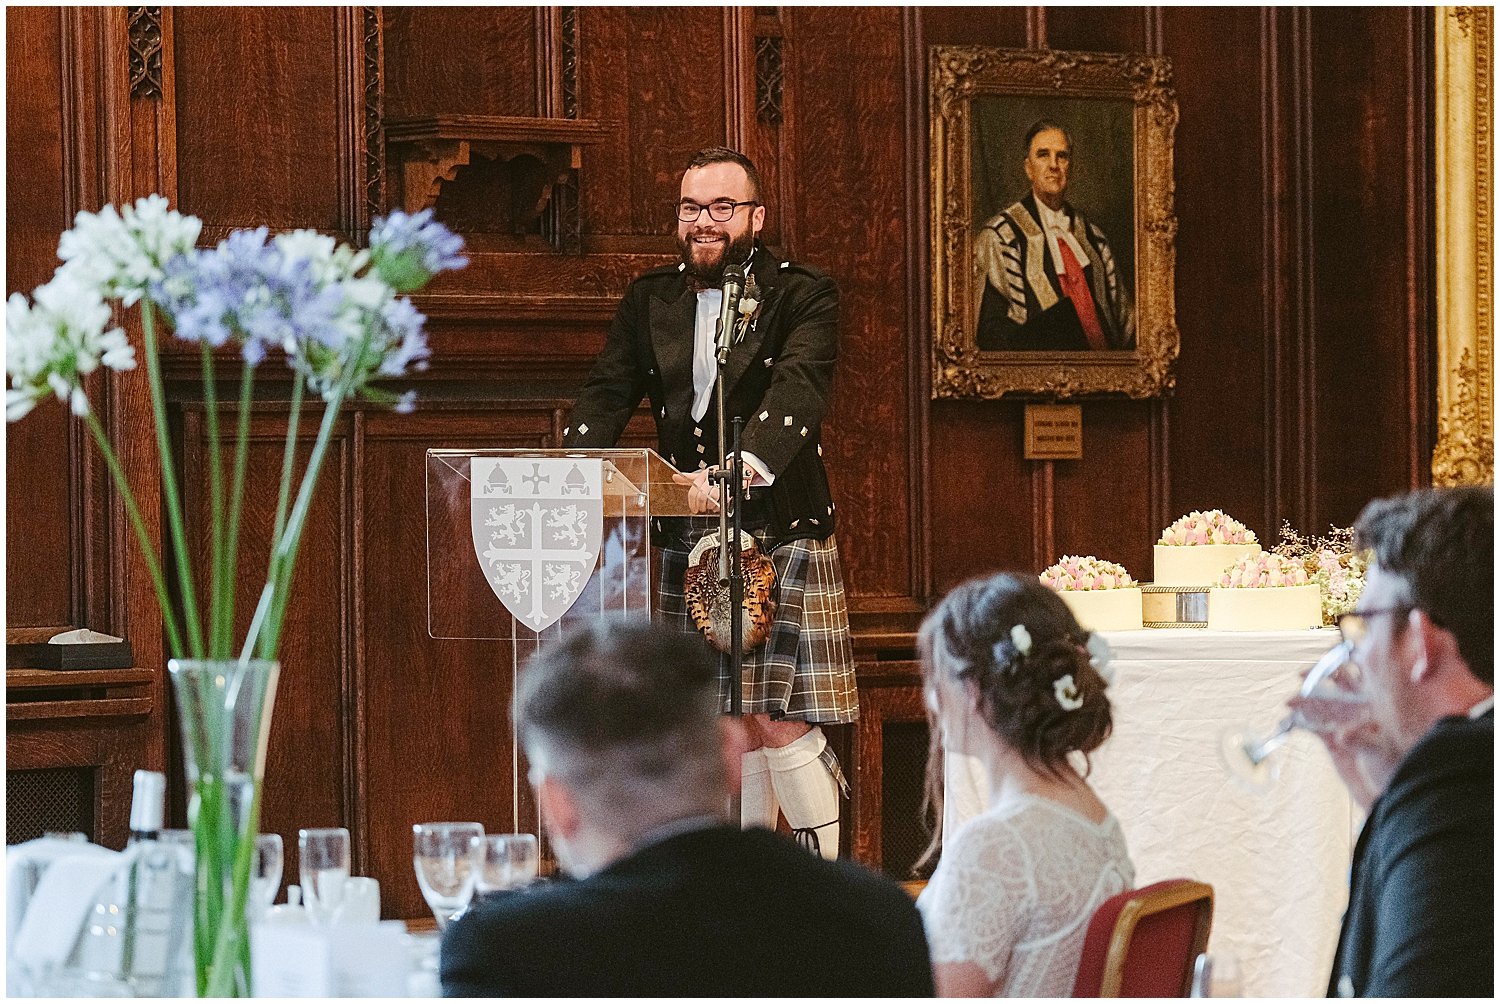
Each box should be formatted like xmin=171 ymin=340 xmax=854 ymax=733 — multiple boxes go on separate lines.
xmin=562 ymin=147 xmax=857 ymax=857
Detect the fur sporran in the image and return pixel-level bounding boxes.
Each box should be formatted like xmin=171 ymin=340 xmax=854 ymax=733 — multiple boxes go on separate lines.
xmin=683 ymin=530 xmax=777 ymax=652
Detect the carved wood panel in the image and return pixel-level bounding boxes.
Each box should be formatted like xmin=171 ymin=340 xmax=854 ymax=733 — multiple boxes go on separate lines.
xmin=179 ymin=405 xmax=352 ymax=894
xmin=6 ymin=6 xmax=73 ymax=630
xmin=172 ymin=7 xmax=345 ymax=233
xmin=576 ymin=7 xmax=727 ymax=242
xmin=790 ymin=8 xmax=915 ymax=602
xmin=357 ymin=407 xmax=557 ymax=919
xmin=382 ymin=8 xmax=540 ymax=120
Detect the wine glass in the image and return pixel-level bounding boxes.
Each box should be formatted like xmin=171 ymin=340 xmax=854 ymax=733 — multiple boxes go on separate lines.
xmin=298 ymin=827 xmax=351 ymax=926
xmin=412 ymin=822 xmax=484 ymax=930
xmin=250 ymin=833 xmax=284 ymax=918
xmin=1219 ymin=640 xmax=1367 ymax=793
xmin=475 ymin=833 xmax=539 ymax=896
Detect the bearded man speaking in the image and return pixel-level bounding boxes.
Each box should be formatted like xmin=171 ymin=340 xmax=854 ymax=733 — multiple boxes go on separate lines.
xmin=561 ymin=147 xmax=857 ymax=858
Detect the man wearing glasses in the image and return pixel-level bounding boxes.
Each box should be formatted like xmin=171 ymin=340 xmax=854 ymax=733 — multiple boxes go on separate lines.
xmin=1299 ymin=486 xmax=1492 ymax=997
xmin=563 ymin=147 xmax=857 ymax=859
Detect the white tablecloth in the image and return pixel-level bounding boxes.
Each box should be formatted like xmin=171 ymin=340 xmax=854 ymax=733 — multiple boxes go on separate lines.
xmin=944 ymin=628 xmax=1356 ymax=997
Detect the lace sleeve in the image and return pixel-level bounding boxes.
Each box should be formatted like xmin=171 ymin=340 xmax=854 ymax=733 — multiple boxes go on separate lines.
xmin=919 ymin=816 xmax=1035 ymax=983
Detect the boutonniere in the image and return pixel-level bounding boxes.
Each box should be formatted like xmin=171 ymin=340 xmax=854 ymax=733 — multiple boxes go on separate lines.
xmin=735 ymin=272 xmax=763 ymax=338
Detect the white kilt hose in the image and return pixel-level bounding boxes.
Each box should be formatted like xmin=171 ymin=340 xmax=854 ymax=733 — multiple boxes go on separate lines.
xmin=657 ymin=518 xmax=859 ymax=725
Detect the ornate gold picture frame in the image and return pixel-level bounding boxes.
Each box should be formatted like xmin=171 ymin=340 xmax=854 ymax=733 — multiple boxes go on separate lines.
xmin=930 ymin=47 xmax=1179 ymax=399
xmin=1432 ymin=6 xmax=1494 ymax=486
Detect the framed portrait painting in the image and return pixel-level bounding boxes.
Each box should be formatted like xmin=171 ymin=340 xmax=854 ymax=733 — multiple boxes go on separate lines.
xmin=930 ymin=47 xmax=1180 ymax=399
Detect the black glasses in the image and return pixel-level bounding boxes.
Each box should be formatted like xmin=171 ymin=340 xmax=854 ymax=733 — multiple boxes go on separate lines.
xmin=676 ymin=199 xmax=758 ymax=223
xmin=1336 ymin=607 xmax=1412 ymax=647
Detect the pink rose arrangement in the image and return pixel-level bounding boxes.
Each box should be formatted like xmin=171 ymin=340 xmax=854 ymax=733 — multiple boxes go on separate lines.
xmin=1217 ymin=552 xmax=1310 ymax=588
xmin=1159 ymin=509 xmax=1258 ymax=546
xmin=1040 ymin=555 xmax=1136 ymax=591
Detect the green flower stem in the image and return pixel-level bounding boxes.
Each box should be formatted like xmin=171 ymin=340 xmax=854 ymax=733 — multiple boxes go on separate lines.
xmin=222 ymin=364 xmax=255 ymax=652
xmin=201 ymin=343 xmax=227 ymax=657
xmin=83 ymin=410 xmax=186 ymax=657
xmin=190 ymin=777 xmax=226 ymax=995
xmin=204 ymin=780 xmax=265 ymax=997
xmin=256 ymin=374 xmax=353 ymax=660
xmin=269 ymin=374 xmax=305 ymax=582
xmin=142 ymin=301 xmax=205 ymax=658
xmin=237 ymin=374 xmax=304 ymax=664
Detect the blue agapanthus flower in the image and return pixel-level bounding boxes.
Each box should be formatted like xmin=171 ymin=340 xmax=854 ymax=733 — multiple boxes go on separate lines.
xmin=368 ymin=209 xmax=468 ymax=293
xmin=151 ymin=227 xmax=345 ymax=364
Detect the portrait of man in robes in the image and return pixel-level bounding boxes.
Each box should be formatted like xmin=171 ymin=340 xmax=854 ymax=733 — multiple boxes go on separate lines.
xmin=974 ymin=119 xmax=1135 ymax=352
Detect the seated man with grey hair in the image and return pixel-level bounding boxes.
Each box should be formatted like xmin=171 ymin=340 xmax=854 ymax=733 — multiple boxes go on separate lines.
xmin=439 ymin=621 xmax=934 ymax=997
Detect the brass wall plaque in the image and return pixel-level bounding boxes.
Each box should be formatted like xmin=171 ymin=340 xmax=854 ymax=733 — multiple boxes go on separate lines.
xmin=1024 ymin=404 xmax=1083 ymax=460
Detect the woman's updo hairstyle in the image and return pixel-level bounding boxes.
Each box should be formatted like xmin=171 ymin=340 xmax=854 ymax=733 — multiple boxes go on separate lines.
xmin=920 ymin=571 xmax=1113 ymax=776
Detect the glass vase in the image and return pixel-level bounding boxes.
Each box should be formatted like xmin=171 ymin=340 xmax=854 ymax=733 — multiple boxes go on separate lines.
xmin=168 ymin=658 xmax=279 ymax=997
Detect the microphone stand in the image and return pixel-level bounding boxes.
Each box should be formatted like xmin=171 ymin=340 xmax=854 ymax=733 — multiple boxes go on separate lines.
xmin=711 ymin=283 xmax=748 ymax=825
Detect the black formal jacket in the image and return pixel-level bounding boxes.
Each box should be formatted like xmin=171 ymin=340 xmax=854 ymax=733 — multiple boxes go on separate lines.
xmin=1327 ymin=708 xmax=1494 ymax=997
xmin=439 ymin=824 xmax=935 ymax=997
xmin=563 ymin=245 xmax=839 ymax=549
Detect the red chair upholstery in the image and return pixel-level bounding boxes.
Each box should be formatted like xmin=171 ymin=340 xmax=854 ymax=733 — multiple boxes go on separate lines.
xmin=1072 ymin=878 xmax=1214 ymax=997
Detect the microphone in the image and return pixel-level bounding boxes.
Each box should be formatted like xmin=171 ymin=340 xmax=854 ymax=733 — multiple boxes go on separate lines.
xmin=714 ymin=263 xmax=747 ymax=365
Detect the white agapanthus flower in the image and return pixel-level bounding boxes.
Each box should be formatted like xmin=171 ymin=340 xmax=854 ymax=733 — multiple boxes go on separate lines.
xmin=6 ymin=268 xmax=134 ymax=420
xmin=57 ymin=194 xmax=202 ymax=306
xmin=273 ymin=229 xmax=370 ymax=285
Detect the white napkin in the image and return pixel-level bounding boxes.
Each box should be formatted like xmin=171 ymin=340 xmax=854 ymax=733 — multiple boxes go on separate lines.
xmin=10 ymin=842 xmax=140 ymax=970
xmin=5 ymin=838 xmax=117 ymax=945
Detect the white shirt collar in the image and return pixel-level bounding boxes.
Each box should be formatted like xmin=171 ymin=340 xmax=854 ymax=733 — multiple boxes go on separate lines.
xmin=1035 ymin=199 xmax=1071 ymax=233
xmin=1468 ymin=695 xmax=1494 ymax=719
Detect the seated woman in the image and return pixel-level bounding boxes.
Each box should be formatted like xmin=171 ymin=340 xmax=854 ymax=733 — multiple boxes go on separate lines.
xmin=916 ymin=572 xmax=1135 ymax=997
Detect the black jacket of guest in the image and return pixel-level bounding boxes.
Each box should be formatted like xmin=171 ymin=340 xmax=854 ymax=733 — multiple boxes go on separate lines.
xmin=563 ymin=244 xmax=839 ymax=550
xmin=439 ymin=824 xmax=935 ymax=997
xmin=1327 ymin=709 xmax=1494 ymax=997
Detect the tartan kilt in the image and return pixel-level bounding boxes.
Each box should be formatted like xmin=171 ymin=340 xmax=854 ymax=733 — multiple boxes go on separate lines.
xmin=657 ymin=520 xmax=859 ymax=724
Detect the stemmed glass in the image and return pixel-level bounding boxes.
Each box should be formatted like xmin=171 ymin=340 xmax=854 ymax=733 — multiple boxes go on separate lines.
xmin=475 ymin=833 xmax=539 ymax=897
xmin=250 ymin=833 xmax=284 ymax=919
xmin=412 ymin=822 xmax=484 ymax=930
xmin=298 ymin=827 xmax=351 ymax=926
xmin=1219 ymin=640 xmax=1367 ymax=793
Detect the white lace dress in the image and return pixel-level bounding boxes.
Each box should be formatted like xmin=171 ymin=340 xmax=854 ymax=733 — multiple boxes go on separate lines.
xmin=917 ymin=794 xmax=1135 ymax=997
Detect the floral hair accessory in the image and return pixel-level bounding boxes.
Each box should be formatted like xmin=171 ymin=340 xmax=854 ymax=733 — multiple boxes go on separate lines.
xmin=1085 ymin=632 xmax=1115 ymax=685
xmin=1010 ymin=623 xmax=1032 ymax=655
xmin=1053 ymin=674 xmax=1084 ymax=711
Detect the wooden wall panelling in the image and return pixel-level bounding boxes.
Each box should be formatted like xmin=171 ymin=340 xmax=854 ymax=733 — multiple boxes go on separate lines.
xmin=851 ymin=664 xmax=928 ymax=876
xmin=8 ymin=705 xmax=155 ymax=848
xmin=178 ymin=402 xmax=353 ymax=895
xmin=382 ymin=7 xmax=540 ymax=120
xmin=7 ymin=8 xmax=169 ymax=836
xmin=575 ymin=7 xmax=726 ymax=245
xmin=358 ymin=406 xmax=560 ymax=919
xmin=172 ymin=6 xmax=345 ymax=236
xmin=1309 ymin=7 xmax=1434 ymax=523
xmin=1264 ymin=7 xmax=1318 ymax=538
xmin=752 ymin=8 xmax=791 ymax=253
xmin=1044 ymin=4 xmax=1148 ymax=53
xmin=1159 ymin=6 xmax=1274 ymax=540
xmin=6 ymin=6 xmax=75 ymax=631
xmin=790 ymin=7 xmax=915 ymax=610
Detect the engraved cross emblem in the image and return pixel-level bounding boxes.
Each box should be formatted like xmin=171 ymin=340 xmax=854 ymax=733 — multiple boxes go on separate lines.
xmin=522 ymin=464 xmax=551 ymax=495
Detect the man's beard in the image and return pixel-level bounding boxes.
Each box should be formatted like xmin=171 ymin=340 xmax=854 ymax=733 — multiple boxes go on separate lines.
xmin=677 ymin=227 xmax=756 ymax=286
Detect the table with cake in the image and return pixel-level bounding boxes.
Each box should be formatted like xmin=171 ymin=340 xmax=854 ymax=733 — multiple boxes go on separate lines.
xmin=1043 ymin=511 xmax=1358 ymax=996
